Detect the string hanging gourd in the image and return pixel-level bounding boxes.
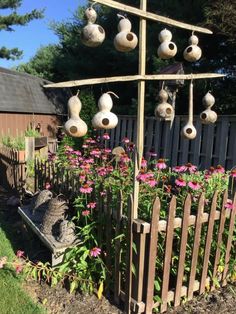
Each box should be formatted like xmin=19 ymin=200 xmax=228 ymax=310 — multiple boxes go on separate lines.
xmin=92 ymin=92 xmax=119 ymax=129
xmin=200 ymin=91 xmax=217 ymax=124
xmin=157 ymin=29 xmax=177 ymax=59
xmin=64 ymin=91 xmax=88 ymax=137
xmin=181 ymin=80 xmax=197 ymax=140
xmin=183 ymin=33 xmax=202 ymax=62
xmin=114 ymin=14 xmax=138 ymax=52
xmin=81 ymin=3 xmax=105 ymax=47
xmin=154 ymin=85 xmax=174 ymax=121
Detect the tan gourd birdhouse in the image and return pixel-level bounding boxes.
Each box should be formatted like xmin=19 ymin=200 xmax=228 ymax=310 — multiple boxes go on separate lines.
xmin=154 ymin=89 xmax=174 ymax=121
xmin=64 ymin=92 xmax=88 ymax=137
xmin=183 ymin=34 xmax=202 ymax=62
xmin=114 ymin=15 xmax=138 ymax=52
xmin=181 ymin=81 xmax=197 ymax=140
xmin=200 ymin=91 xmax=217 ymax=124
xmin=92 ymin=92 xmax=118 ymax=129
xmin=81 ymin=5 xmax=105 ymax=47
xmin=157 ymin=29 xmax=177 ymax=59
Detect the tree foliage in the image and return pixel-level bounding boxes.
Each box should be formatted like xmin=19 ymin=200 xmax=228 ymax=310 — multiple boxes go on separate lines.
xmin=16 ymin=0 xmax=236 ymax=114
xmin=0 ymin=0 xmax=43 ymax=59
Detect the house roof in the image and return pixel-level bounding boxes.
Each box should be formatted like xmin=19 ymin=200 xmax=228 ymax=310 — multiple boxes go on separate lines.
xmin=0 ymin=67 xmax=70 ymax=115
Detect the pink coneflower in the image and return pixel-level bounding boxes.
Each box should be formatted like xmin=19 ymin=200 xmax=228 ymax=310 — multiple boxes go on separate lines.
xmin=155 ymin=159 xmax=167 ymax=170
xmin=122 ymin=137 xmax=130 ymax=144
xmin=97 ymin=167 xmax=107 ymax=176
xmin=82 ymin=144 xmax=88 ymax=149
xmin=102 ymin=133 xmax=110 ymax=140
xmin=141 ymin=158 xmax=147 ymax=168
xmin=107 ymin=166 xmax=114 ymax=173
xmin=87 ymin=202 xmax=96 ymax=209
xmin=127 ymin=142 xmax=135 ymax=151
xmin=84 ymin=158 xmax=94 ymax=164
xmin=146 ymin=178 xmax=157 ymax=187
xmin=15 ymin=264 xmax=23 ymax=274
xmin=72 ymin=150 xmax=81 ymax=156
xmin=100 ymin=191 xmax=106 ymax=197
xmin=90 ymin=149 xmax=101 ymax=158
xmin=204 ymin=174 xmax=211 ymax=181
xmin=120 ymin=154 xmax=131 ymax=163
xmin=80 ymin=184 xmax=93 ymax=194
xmin=85 ymin=138 xmax=96 ymax=144
xmin=172 ymin=166 xmax=185 ymax=173
xmin=215 ymin=165 xmax=225 ymax=174
xmin=45 ymin=182 xmax=51 ymax=190
xmin=90 ymin=247 xmax=101 ymax=257
xmin=104 ymin=148 xmax=112 ymax=154
xmin=230 ymin=169 xmax=236 ymax=178
xmin=64 ymin=146 xmax=73 ymax=152
xmin=82 ymin=210 xmax=90 ymax=216
xmin=137 ymin=171 xmax=154 ymax=182
xmin=0 ymin=256 xmax=7 ymax=269
xmin=188 ymin=181 xmax=201 ymax=190
xmin=175 ymin=178 xmax=187 ymax=187
xmin=225 ymin=199 xmax=233 ymax=209
xmin=182 ymin=163 xmax=197 ymax=174
xmin=16 ymin=250 xmax=24 ymax=258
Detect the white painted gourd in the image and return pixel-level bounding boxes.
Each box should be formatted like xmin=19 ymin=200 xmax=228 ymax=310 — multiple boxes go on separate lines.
xmin=157 ymin=29 xmax=177 ymax=59
xmin=92 ymin=92 xmax=118 ymax=129
xmin=64 ymin=92 xmax=88 ymax=137
xmin=81 ymin=6 xmax=105 ymax=47
xmin=181 ymin=81 xmax=197 ymax=140
xmin=114 ymin=15 xmax=138 ymax=52
xmin=154 ymin=89 xmax=174 ymax=121
xmin=200 ymin=91 xmax=217 ymax=124
xmin=183 ymin=35 xmax=202 ymax=62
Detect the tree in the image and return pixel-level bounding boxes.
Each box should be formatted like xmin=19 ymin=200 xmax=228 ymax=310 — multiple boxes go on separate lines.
xmin=17 ymin=0 xmax=236 ymax=114
xmin=0 ymin=0 xmax=43 ymax=60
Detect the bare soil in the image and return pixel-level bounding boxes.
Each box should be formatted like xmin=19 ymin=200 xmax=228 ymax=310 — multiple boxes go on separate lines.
xmin=1 ymin=188 xmax=236 ymax=314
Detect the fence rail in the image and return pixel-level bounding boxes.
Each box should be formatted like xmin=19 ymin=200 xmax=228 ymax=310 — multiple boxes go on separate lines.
xmin=106 ymin=115 xmax=236 ymax=170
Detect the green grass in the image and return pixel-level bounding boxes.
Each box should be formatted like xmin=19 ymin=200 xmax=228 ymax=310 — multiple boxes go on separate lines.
xmin=0 ymin=226 xmax=45 ymax=314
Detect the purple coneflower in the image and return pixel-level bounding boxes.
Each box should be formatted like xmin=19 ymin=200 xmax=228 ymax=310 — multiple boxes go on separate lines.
xmin=82 ymin=210 xmax=90 ymax=216
xmin=87 ymin=202 xmax=96 ymax=209
xmin=141 ymin=158 xmax=147 ymax=168
xmin=188 ymin=181 xmax=201 ymax=190
xmin=155 ymin=159 xmax=167 ymax=170
xmin=90 ymin=247 xmax=101 ymax=257
xmin=122 ymin=137 xmax=130 ymax=144
xmin=230 ymin=169 xmax=236 ymax=178
xmin=175 ymin=178 xmax=187 ymax=187
xmin=225 ymin=199 xmax=233 ymax=209
xmin=80 ymin=184 xmax=93 ymax=194
xmin=215 ymin=165 xmax=225 ymax=174
xmin=102 ymin=133 xmax=110 ymax=140
xmin=182 ymin=163 xmax=197 ymax=173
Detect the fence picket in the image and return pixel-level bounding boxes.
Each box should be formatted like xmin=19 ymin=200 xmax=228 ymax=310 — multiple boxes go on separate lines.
xmin=174 ymin=194 xmax=191 ymax=307
xmin=145 ymin=197 xmax=161 ymax=314
xmin=160 ymin=196 xmax=176 ymax=312
xmin=114 ymin=191 xmax=123 ymax=305
xmin=222 ymin=192 xmax=236 ymax=286
xmin=188 ymin=193 xmax=205 ymax=300
xmin=211 ymin=191 xmax=228 ymax=290
xmin=199 ymin=192 xmax=218 ymax=294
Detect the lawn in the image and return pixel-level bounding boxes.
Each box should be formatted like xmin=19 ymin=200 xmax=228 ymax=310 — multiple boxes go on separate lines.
xmin=0 ymin=217 xmax=45 ymax=314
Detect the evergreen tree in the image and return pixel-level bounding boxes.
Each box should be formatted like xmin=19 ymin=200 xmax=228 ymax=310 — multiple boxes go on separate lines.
xmin=0 ymin=0 xmax=43 ymax=60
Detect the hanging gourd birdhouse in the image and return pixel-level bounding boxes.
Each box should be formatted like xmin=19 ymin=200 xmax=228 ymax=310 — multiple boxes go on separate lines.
xmin=181 ymin=81 xmax=197 ymax=140
xmin=200 ymin=91 xmax=217 ymax=124
xmin=183 ymin=34 xmax=202 ymax=62
xmin=81 ymin=5 xmax=105 ymax=47
xmin=114 ymin=15 xmax=138 ymax=52
xmin=157 ymin=29 xmax=177 ymax=59
xmin=64 ymin=92 xmax=88 ymax=137
xmin=154 ymin=88 xmax=174 ymax=121
xmin=92 ymin=92 xmax=118 ymax=129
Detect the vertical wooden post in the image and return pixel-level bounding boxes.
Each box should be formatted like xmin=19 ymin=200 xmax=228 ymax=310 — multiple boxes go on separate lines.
xmin=133 ymin=0 xmax=147 ymax=219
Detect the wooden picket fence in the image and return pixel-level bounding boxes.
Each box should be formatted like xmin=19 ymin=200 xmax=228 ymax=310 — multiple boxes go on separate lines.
xmin=0 ymin=146 xmax=26 ymax=191
xmin=35 ymin=161 xmax=236 ymax=313
xmin=106 ymin=115 xmax=236 ymax=170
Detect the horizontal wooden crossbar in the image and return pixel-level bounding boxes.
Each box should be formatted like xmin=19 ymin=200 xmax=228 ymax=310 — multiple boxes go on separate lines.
xmin=44 ymin=73 xmax=225 ymax=88
xmin=92 ymin=0 xmax=213 ymax=34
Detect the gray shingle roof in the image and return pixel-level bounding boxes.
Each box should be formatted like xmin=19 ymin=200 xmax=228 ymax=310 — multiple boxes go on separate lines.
xmin=0 ymin=67 xmax=70 ymax=114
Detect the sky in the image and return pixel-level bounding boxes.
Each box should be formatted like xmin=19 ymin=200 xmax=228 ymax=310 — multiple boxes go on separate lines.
xmin=0 ymin=0 xmax=87 ymax=68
